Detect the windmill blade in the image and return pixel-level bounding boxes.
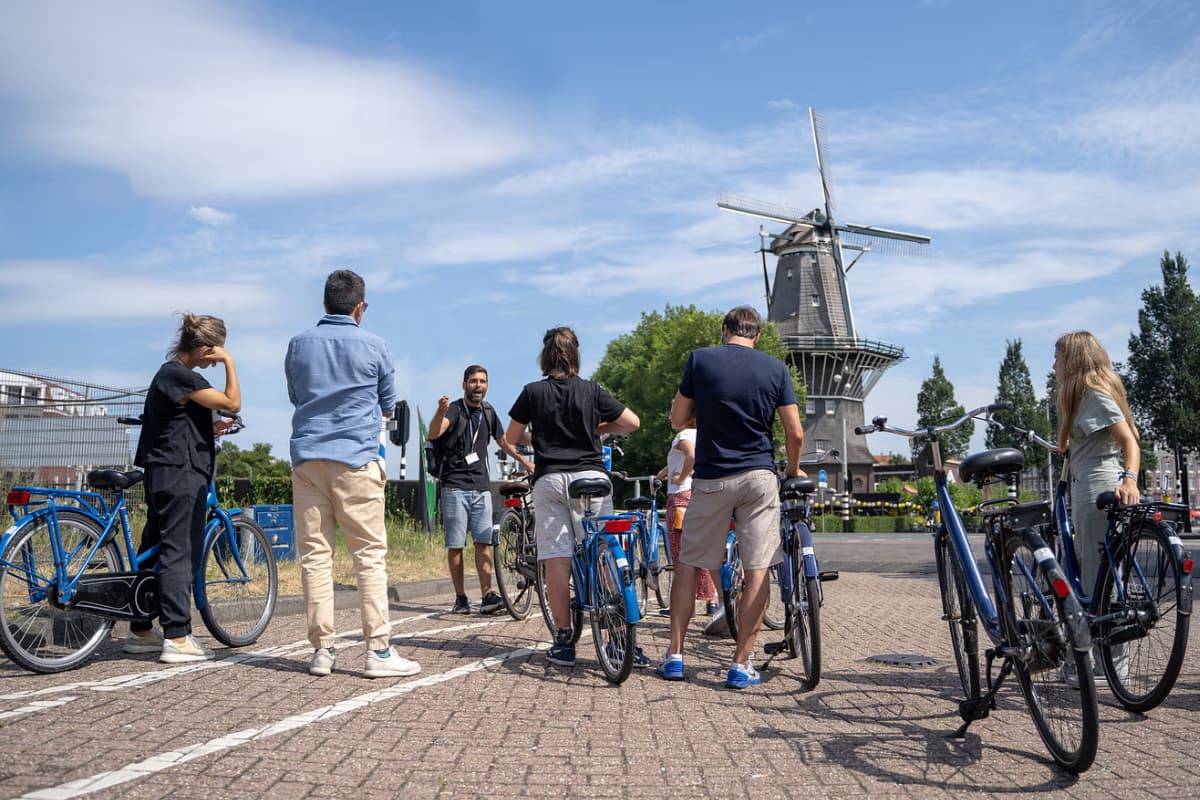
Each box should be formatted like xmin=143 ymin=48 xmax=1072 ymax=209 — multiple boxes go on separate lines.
xmin=717 ymin=193 xmax=815 ymax=227
xmin=837 ymin=223 xmax=930 ymax=258
xmin=809 ymin=108 xmax=838 ymax=221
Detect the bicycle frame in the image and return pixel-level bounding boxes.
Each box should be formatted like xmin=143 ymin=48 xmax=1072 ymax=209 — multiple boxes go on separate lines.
xmin=572 ymin=511 xmax=641 ymax=625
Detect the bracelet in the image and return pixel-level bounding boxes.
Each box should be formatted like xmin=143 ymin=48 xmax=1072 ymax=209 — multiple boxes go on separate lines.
xmin=1118 ymin=469 xmax=1136 ymax=483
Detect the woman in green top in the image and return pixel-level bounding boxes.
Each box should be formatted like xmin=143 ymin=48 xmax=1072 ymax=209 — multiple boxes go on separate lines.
xmin=1055 ymin=331 xmax=1141 ymax=601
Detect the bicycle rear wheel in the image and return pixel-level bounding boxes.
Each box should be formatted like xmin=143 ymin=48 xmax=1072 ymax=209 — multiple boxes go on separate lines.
xmin=936 ymin=531 xmax=980 ymax=699
xmin=1098 ymin=520 xmax=1189 ymax=713
xmin=653 ymin=527 xmax=673 ymax=611
xmin=763 ymin=563 xmax=785 ymax=630
xmin=0 ymin=511 xmax=118 ymax=673
xmin=199 ymin=515 xmax=277 ymax=647
xmin=1001 ymin=533 xmax=1098 ymax=774
xmin=494 ymin=510 xmax=533 ymax=620
xmin=722 ymin=538 xmax=744 ymax=641
xmin=591 ymin=538 xmax=636 ymax=684
xmin=631 ymin=529 xmax=649 ymax=618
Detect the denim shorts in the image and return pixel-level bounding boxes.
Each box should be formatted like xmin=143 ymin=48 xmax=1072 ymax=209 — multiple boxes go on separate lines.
xmin=441 ymin=488 xmax=494 ymax=549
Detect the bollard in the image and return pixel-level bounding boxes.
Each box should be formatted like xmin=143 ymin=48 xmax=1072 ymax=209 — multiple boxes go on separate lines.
xmin=842 ymin=491 xmax=852 ymax=533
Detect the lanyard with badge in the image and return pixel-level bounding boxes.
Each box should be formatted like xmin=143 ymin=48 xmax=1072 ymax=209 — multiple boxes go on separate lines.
xmin=463 ymin=403 xmax=485 ymax=466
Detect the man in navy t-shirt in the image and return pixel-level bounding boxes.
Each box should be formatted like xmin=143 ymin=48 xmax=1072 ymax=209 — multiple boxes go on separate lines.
xmin=656 ymin=306 xmax=805 ymax=689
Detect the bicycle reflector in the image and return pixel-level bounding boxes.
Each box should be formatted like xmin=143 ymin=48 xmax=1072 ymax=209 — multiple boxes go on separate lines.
xmin=503 ymin=498 xmax=522 ymax=509
xmin=6 ymin=490 xmax=30 ymax=505
xmin=1050 ymin=576 xmax=1071 ymax=600
xmin=604 ymin=519 xmax=633 ymax=534
xmin=1183 ymin=556 xmax=1194 ymax=576
xmin=1153 ymin=511 xmax=1163 ymax=523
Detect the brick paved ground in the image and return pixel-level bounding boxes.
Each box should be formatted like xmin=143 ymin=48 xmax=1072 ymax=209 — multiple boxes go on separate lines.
xmin=0 ymin=572 xmax=1196 ymax=799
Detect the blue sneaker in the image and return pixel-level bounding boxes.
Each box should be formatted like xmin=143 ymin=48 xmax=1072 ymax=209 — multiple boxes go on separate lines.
xmin=656 ymin=655 xmax=685 ymax=681
xmin=726 ymin=663 xmax=761 ymax=689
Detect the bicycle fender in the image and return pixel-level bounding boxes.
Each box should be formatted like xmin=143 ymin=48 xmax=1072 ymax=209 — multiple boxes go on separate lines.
xmin=1160 ymin=526 xmax=1194 ymax=616
xmin=1019 ymin=528 xmax=1091 ymax=651
xmin=601 ymin=534 xmax=640 ymax=625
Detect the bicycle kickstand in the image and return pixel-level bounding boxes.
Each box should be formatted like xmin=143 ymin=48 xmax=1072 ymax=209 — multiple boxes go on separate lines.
xmin=951 ymin=647 xmax=1015 ymax=739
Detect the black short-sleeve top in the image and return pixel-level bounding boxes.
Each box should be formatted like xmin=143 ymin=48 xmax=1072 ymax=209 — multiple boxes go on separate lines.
xmin=134 ymin=360 xmax=216 ymax=475
xmin=508 ymin=376 xmax=625 ymax=483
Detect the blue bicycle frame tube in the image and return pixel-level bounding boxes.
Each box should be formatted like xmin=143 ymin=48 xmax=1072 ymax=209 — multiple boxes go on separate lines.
xmin=721 ymin=530 xmax=738 ymax=592
xmin=598 ymin=533 xmax=640 ymax=624
xmin=938 ymin=477 xmax=1001 ymax=639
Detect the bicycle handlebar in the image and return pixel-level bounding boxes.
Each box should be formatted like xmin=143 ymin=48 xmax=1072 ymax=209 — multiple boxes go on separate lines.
xmin=984 ymin=417 xmax=1058 ymax=452
xmin=855 ymin=402 xmax=1014 ymax=440
xmin=118 ymin=413 xmax=245 ymax=436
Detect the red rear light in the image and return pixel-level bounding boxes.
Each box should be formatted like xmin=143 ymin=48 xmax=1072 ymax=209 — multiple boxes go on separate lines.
xmin=1050 ymin=576 xmax=1071 ymax=600
xmin=1182 ymin=558 xmax=1194 ymax=575
xmin=6 ymin=491 xmax=30 ymax=505
xmin=604 ymin=519 xmax=632 ymax=534
xmin=728 ymin=519 xmax=736 ymax=531
xmin=1153 ymin=512 xmax=1163 ymax=523
xmin=503 ymin=498 xmax=521 ymax=509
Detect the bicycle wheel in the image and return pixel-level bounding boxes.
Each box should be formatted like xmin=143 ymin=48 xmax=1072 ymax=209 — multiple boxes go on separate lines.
xmin=653 ymin=526 xmax=673 ymax=610
xmin=1001 ymin=533 xmax=1098 ymax=774
xmin=536 ymin=558 xmax=583 ymax=643
xmin=631 ymin=529 xmax=649 ymax=618
xmin=764 ymin=563 xmax=785 ymax=630
xmin=591 ymin=538 xmax=636 ymax=684
xmin=198 ymin=515 xmax=277 ymax=647
xmin=0 ymin=511 xmax=119 ymax=673
xmin=722 ymin=538 xmax=744 ymax=641
xmin=936 ymin=531 xmax=980 ymax=699
xmin=1097 ymin=520 xmax=1189 ymax=713
xmin=786 ymin=544 xmax=822 ymax=689
xmin=494 ymin=510 xmax=533 ymax=620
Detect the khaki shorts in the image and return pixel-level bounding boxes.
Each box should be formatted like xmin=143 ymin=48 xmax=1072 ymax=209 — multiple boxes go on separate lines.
xmin=532 ymin=470 xmax=614 ymax=560
xmin=679 ymin=468 xmax=781 ymax=571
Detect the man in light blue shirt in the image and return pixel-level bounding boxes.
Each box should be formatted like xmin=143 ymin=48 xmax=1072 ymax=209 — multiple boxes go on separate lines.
xmin=285 ymin=270 xmax=419 ymax=679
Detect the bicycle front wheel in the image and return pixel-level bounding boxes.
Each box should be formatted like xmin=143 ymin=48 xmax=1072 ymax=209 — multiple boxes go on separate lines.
xmin=631 ymin=530 xmax=649 ymax=618
xmin=764 ymin=563 xmax=785 ymax=630
xmin=591 ymin=538 xmax=636 ymax=685
xmin=536 ymin=559 xmax=582 ymax=643
xmin=936 ymin=531 xmax=980 ymax=699
xmin=0 ymin=511 xmax=118 ymax=673
xmin=199 ymin=515 xmax=277 ymax=647
xmin=494 ymin=510 xmax=533 ymax=620
xmin=653 ymin=526 xmax=673 ymax=611
xmin=1001 ymin=533 xmax=1098 ymax=774
xmin=1098 ymin=520 xmax=1189 ymax=713
xmin=786 ymin=546 xmax=821 ymax=689
xmin=722 ymin=538 xmax=744 ymax=641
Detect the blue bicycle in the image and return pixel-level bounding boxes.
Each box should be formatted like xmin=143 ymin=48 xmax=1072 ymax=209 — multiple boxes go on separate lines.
xmin=860 ymin=403 xmax=1099 ymax=773
xmin=553 ymin=476 xmax=642 ymax=684
xmin=995 ymin=421 xmax=1193 ymax=713
xmin=614 ymin=472 xmax=672 ymax=615
xmin=0 ymin=416 xmax=277 ymax=673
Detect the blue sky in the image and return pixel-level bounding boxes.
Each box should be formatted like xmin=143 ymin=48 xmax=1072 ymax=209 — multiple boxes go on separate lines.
xmin=2 ymin=0 xmax=1198 ymax=471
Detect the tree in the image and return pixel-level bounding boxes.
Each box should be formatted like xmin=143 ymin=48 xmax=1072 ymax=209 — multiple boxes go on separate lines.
xmin=1124 ymin=251 xmax=1200 ymax=509
xmin=914 ymin=356 xmax=972 ymax=466
xmin=985 ymin=339 xmax=1051 ymax=469
xmin=216 ymin=442 xmax=292 ymax=480
xmin=592 ymin=305 xmax=804 ymax=481
xmin=1040 ymin=368 xmax=1064 ymax=475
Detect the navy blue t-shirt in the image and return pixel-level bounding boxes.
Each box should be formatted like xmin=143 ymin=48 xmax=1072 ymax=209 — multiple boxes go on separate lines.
xmin=679 ymin=343 xmax=797 ymax=479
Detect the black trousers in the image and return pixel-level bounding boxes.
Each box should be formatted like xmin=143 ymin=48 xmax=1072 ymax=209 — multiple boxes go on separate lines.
xmin=131 ymin=466 xmax=208 ymax=639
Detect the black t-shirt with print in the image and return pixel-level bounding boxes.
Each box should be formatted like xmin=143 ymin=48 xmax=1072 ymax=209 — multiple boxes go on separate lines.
xmin=439 ymin=400 xmax=504 ymax=492
xmin=135 ymin=360 xmax=216 ymax=475
xmin=508 ymin=377 xmax=625 ymax=483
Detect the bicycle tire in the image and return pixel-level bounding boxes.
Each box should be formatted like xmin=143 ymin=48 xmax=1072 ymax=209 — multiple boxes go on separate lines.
xmin=199 ymin=515 xmax=277 ymax=647
xmin=935 ymin=531 xmax=981 ymax=699
xmin=794 ymin=573 xmax=822 ymax=689
xmin=591 ymin=538 xmax=636 ymax=684
xmin=494 ymin=510 xmax=533 ymax=620
xmin=722 ymin=537 xmax=744 ymax=641
xmin=536 ymin=558 xmax=582 ymax=643
xmin=0 ymin=510 xmax=119 ymax=673
xmin=653 ymin=526 xmax=673 ymax=610
xmin=1097 ymin=520 xmax=1189 ymax=713
xmin=1000 ymin=532 xmax=1098 ymax=774
xmin=632 ymin=529 xmax=649 ymax=618
xmin=764 ymin=563 xmax=785 ymax=630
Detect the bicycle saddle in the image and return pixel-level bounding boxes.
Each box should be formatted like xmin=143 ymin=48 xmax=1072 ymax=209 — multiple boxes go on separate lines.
xmin=568 ymin=477 xmax=611 ymax=499
xmin=958 ymin=448 xmax=1024 ymax=485
xmin=86 ymin=469 xmax=145 ymax=491
xmin=624 ymin=496 xmax=653 ymax=512
xmin=499 ymin=482 xmax=530 ymax=498
xmin=781 ymin=477 xmax=817 ymax=496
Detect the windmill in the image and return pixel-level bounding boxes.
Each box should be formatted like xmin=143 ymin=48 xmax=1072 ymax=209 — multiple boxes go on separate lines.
xmin=718 ymin=108 xmax=930 ymax=494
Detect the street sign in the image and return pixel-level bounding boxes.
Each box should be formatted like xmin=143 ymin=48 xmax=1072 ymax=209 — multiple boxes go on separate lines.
xmin=818 ymin=469 xmax=828 ymax=488
xmin=602 ymin=445 xmax=613 ymax=472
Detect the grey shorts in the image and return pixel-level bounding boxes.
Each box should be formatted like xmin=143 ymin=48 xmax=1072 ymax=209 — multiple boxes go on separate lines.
xmin=679 ymin=468 xmax=782 ymax=571
xmin=441 ymin=488 xmax=494 ymax=549
xmin=532 ymin=470 xmax=614 ymax=560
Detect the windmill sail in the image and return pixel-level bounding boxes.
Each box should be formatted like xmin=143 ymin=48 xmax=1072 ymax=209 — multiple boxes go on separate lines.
xmin=809 ymin=108 xmax=838 ymax=221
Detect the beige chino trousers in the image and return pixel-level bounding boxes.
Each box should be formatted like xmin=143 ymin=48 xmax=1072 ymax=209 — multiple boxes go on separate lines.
xmin=293 ymin=459 xmax=390 ymax=651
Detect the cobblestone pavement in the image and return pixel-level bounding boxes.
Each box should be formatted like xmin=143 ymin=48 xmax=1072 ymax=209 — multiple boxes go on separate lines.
xmin=0 ymin=572 xmax=1197 ymax=799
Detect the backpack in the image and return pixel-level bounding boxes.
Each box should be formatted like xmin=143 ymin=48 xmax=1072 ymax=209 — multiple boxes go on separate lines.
xmin=425 ymin=401 xmax=498 ymax=481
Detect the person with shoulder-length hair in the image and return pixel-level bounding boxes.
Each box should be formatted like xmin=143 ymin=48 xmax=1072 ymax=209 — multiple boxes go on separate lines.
xmin=1055 ymin=330 xmax=1140 ymax=683
xmin=124 ymin=314 xmax=241 ymax=663
xmin=505 ymin=327 xmax=641 ymax=667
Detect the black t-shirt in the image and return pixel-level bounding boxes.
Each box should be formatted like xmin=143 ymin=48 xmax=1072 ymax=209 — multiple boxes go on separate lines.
xmin=439 ymin=400 xmax=504 ymax=491
xmin=134 ymin=361 xmax=216 ymax=476
xmin=679 ymin=343 xmax=797 ymax=480
xmin=508 ymin=377 xmax=625 ymax=483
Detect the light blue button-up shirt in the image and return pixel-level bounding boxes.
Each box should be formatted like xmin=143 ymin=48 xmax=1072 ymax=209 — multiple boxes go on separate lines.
xmin=284 ymin=315 xmax=397 ymax=468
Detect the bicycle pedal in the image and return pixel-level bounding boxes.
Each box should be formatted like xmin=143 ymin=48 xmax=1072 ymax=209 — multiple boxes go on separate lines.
xmin=763 ymin=641 xmax=786 ymax=655
xmin=818 ymin=571 xmax=839 ymax=582
xmin=957 ymin=696 xmax=992 ymax=724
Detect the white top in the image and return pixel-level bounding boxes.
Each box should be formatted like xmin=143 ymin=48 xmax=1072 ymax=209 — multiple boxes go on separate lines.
xmin=667 ymin=428 xmax=697 ymax=494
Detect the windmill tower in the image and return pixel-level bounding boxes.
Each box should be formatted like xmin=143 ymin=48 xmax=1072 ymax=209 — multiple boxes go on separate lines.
xmin=718 ymin=108 xmax=930 ymax=494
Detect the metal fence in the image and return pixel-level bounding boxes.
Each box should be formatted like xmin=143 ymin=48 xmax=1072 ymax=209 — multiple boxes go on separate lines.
xmin=0 ymin=368 xmax=146 ymax=509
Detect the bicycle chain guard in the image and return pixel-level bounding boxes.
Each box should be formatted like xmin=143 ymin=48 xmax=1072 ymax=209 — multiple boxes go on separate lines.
xmin=68 ymin=570 xmax=158 ymax=621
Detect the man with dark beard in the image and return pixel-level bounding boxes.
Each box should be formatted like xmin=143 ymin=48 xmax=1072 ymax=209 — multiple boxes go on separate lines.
xmin=429 ymin=365 xmax=534 ymax=614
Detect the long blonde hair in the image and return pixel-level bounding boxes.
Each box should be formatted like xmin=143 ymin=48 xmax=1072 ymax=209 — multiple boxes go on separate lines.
xmin=1055 ymin=331 xmax=1138 ymax=451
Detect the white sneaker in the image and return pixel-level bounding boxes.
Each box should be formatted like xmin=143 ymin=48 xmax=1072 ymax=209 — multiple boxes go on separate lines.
xmin=159 ymin=635 xmax=214 ymax=664
xmin=364 ymin=648 xmax=421 ymax=678
xmin=309 ymin=647 xmax=336 ymax=676
xmin=703 ymin=604 xmax=731 ymax=637
xmin=122 ymin=628 xmax=164 ymax=655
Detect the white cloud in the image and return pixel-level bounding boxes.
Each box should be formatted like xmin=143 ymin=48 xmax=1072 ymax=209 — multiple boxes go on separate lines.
xmin=189 ymin=206 xmax=235 ymax=226
xmin=0 ymin=1 xmax=527 ymax=200
xmin=767 ymin=99 xmax=798 ymax=112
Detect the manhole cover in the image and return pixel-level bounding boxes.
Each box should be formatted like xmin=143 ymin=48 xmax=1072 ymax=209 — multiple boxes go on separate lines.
xmin=865 ymin=653 xmax=937 ymax=667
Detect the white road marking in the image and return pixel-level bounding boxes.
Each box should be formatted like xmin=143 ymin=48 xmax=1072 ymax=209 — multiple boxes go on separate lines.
xmin=0 ymin=697 xmax=76 ymax=722
xmin=20 ymin=642 xmax=552 ymax=800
